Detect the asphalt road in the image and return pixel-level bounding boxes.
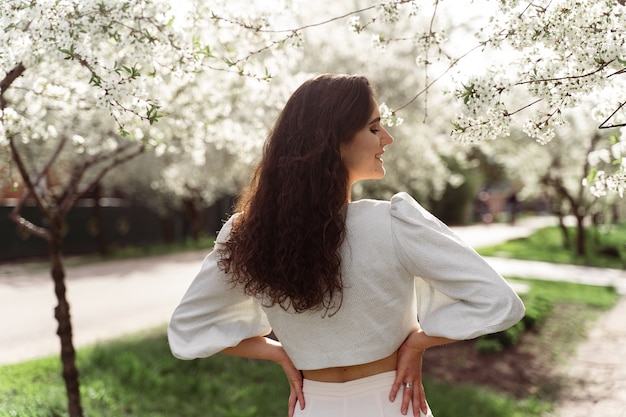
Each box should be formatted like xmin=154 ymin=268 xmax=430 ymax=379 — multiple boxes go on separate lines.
xmin=0 ymin=250 xmax=206 ymax=365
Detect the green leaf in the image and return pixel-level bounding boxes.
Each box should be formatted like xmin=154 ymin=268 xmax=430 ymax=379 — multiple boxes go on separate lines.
xmin=58 ymin=44 xmax=76 ymax=60
xmin=89 ymin=72 xmax=102 ymax=87
xmin=146 ymin=103 xmax=162 ymax=125
xmin=586 ymin=168 xmax=597 ymax=184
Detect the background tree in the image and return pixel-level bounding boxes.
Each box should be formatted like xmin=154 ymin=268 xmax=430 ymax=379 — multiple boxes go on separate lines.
xmin=1 ymin=1 xmax=239 ymax=415
xmin=478 ymin=105 xmax=623 ymax=255
xmin=3 ymin=1 xmax=626 ymax=415
xmin=1 ymin=0 xmax=306 ymax=413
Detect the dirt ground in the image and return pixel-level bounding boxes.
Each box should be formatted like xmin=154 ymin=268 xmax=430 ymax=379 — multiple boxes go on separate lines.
xmin=422 ymin=303 xmax=586 ymax=401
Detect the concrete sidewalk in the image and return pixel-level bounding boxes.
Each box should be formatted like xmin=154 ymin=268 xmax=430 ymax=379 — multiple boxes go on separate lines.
xmin=0 ymin=250 xmax=204 ymax=365
xmin=547 ymin=297 xmax=626 ymax=417
xmin=455 ymin=217 xmax=626 ymax=416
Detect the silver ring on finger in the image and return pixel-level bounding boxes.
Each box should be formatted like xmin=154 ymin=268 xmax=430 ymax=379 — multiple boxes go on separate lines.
xmin=403 ymin=382 xmax=413 ymax=389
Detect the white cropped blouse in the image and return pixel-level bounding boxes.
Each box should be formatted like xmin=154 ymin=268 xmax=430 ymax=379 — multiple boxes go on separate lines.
xmin=168 ymin=192 xmax=525 ymax=370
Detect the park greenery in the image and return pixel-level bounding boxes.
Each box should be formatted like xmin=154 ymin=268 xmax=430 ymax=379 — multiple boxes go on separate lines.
xmin=0 ymin=275 xmax=618 ymax=417
xmin=478 ymin=223 xmax=626 ymax=269
xmin=2 ymin=0 xmax=626 ymax=416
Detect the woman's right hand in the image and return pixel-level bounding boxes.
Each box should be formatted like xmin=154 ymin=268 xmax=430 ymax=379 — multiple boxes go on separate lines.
xmin=220 ymin=337 xmax=305 ymax=417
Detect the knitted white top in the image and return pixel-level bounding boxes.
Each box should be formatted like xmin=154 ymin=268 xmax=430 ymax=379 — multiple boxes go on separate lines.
xmin=168 ymin=192 xmax=525 ymax=370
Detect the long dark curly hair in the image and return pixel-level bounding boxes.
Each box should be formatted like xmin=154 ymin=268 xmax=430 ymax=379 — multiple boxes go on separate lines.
xmin=218 ymin=74 xmax=375 ymax=313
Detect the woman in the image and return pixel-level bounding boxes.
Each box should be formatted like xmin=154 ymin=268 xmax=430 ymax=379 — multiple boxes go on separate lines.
xmin=168 ymin=74 xmax=525 ymax=417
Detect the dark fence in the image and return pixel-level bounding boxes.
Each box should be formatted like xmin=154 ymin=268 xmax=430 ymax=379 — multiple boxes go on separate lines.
xmin=0 ymin=197 xmax=234 ymax=262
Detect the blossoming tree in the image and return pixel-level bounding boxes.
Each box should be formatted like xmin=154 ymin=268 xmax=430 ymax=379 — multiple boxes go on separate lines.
xmin=0 ymin=1 xmax=295 ymax=415
xmin=3 ymin=1 xmax=626 ymax=415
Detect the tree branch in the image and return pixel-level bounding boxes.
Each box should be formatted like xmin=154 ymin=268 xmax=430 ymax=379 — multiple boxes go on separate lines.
xmin=7 ymin=135 xmax=54 ymax=241
xmin=208 ymin=0 xmax=413 ymax=67
xmin=393 ymin=42 xmax=485 ymax=113
xmin=57 ymin=142 xmax=145 ymax=214
xmin=0 ymin=63 xmax=26 ymax=110
xmin=598 ymin=101 xmax=626 ymax=129
xmin=516 ymin=60 xmax=614 ymax=86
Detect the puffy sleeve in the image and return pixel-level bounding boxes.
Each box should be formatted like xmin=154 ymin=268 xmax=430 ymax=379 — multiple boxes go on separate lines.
xmin=167 ymin=215 xmax=272 ymax=360
xmin=390 ymin=192 xmax=525 ymax=340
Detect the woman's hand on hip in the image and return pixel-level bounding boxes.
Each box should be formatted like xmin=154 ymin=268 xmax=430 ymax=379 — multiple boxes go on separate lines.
xmin=390 ymin=332 xmax=427 ymax=416
xmin=391 ymin=328 xmax=457 ymax=416
xmin=278 ymin=354 xmax=304 ymax=417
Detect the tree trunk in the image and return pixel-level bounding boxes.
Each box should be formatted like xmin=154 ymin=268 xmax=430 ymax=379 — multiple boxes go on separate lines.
xmin=183 ymin=197 xmax=204 ymax=242
xmin=92 ymin=183 xmax=109 ymax=256
xmin=575 ymin=214 xmax=586 ymax=256
xmin=557 ymin=214 xmax=570 ymax=249
xmin=49 ymin=216 xmax=84 ymax=417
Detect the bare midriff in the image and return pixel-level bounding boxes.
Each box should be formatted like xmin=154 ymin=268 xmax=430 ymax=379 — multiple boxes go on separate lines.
xmin=301 ymin=351 xmax=398 ymax=382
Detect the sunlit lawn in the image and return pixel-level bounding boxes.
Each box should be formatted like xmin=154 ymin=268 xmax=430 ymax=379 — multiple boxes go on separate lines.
xmin=477 ymin=223 xmax=626 ymax=269
xmin=0 ymin=329 xmax=548 ymax=417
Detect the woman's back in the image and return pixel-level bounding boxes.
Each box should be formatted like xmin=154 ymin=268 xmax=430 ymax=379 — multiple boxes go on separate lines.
xmin=261 ymin=197 xmax=415 ymax=370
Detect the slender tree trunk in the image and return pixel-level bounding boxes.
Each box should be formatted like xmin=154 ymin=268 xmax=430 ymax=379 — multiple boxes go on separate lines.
xmin=92 ymin=183 xmax=109 ymax=256
xmin=557 ymin=213 xmax=571 ymax=249
xmin=49 ymin=216 xmax=84 ymax=417
xmin=575 ymin=214 xmax=586 ymax=256
xmin=183 ymin=197 xmax=204 ymax=242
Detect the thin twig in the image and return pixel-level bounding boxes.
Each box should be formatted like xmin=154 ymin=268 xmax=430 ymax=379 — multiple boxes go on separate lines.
xmin=516 ymin=60 xmax=613 ymax=86
xmin=598 ymin=101 xmax=626 ymax=129
xmin=393 ymin=42 xmax=484 ymax=113
xmin=57 ymin=142 xmax=145 ymax=214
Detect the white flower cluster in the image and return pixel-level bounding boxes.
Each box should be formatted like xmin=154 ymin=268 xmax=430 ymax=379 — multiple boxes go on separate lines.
xmin=348 ymin=16 xmax=363 ymax=34
xmin=461 ymin=2 xmax=623 ymax=128
xmin=586 ymin=170 xmax=626 ymax=198
xmin=450 ymin=73 xmax=512 ymax=142
xmin=379 ymin=102 xmax=404 ymax=127
xmin=448 ymin=0 xmax=626 ymax=197
xmin=1 ymin=0 xmax=201 ymax=136
xmin=586 ymin=127 xmax=626 ymax=197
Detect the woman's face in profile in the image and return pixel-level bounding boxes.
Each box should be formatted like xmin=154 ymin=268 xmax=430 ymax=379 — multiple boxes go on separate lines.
xmin=340 ymin=102 xmax=394 ymax=185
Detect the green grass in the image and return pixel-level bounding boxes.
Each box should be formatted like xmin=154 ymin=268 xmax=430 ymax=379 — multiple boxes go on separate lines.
xmin=0 ymin=328 xmax=291 ymax=417
xmin=425 ymin=381 xmax=549 ymax=417
xmin=511 ymin=277 xmax=619 ymax=309
xmin=477 ymin=224 xmax=626 ymax=269
xmin=1 ymin=280 xmax=618 ymax=417
xmin=0 ymin=331 xmax=547 ymax=417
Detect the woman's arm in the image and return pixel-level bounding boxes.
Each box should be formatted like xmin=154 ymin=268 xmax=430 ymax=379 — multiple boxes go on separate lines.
xmin=221 ymin=337 xmax=305 ymax=417
xmin=390 ymin=329 xmax=457 ymax=416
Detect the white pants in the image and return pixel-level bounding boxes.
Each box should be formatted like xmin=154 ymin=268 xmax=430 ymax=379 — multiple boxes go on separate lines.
xmin=294 ymin=371 xmax=434 ymax=417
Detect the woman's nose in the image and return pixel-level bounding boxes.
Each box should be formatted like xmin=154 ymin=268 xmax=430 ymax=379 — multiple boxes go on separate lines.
xmin=382 ymin=129 xmax=394 ymax=145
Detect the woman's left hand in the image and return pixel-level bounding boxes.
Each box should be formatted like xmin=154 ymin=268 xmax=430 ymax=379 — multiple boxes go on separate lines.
xmin=391 ymin=328 xmax=456 ymax=416
xmin=390 ymin=331 xmax=427 ymax=416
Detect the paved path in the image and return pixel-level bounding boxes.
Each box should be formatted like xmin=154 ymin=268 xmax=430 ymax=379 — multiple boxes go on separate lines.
xmin=454 ymin=218 xmax=626 ymax=416
xmin=0 ymin=251 xmax=204 ymax=365
xmin=1 ymin=216 xmax=625 ymax=415
xmin=547 ymin=297 xmax=626 ymax=417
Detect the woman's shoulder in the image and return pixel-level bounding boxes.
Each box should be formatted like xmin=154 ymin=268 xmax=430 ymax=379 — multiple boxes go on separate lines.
xmin=349 ymin=192 xmax=425 ymax=215
xmin=215 ymin=212 xmax=242 ymax=244
xmin=389 ymin=192 xmax=436 ymax=222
